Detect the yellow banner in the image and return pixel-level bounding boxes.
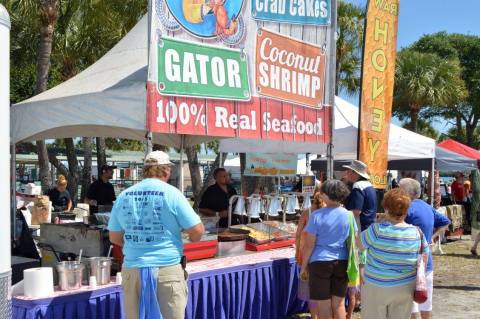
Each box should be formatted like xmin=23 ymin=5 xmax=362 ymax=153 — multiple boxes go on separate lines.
xmin=358 ymin=0 xmax=399 ymax=189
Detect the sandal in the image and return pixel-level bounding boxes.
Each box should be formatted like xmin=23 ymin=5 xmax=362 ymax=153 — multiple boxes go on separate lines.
xmin=471 ymin=248 xmax=478 ymax=256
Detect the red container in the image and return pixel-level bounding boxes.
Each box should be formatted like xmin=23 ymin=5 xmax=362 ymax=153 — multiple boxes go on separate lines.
xmin=246 ymin=238 xmax=295 ymax=252
xmin=184 ymin=240 xmax=218 ymax=261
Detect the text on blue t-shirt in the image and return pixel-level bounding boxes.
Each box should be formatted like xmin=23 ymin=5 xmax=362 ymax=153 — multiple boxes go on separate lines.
xmin=108 ymin=178 xmax=201 ymax=268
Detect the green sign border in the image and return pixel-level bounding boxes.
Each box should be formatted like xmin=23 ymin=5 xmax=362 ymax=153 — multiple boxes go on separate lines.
xmin=158 ymin=37 xmax=251 ymax=101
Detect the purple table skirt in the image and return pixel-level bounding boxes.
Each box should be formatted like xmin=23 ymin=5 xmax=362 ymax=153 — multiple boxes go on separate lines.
xmin=12 ymin=257 xmax=306 ymax=319
xmin=12 ymin=285 xmax=124 ymax=319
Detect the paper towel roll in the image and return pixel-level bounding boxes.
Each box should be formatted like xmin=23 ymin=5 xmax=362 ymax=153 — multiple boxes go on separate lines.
xmin=24 ymin=267 xmax=54 ymax=298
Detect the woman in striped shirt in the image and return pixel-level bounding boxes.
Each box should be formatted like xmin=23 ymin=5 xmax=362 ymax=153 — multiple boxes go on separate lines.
xmin=357 ymin=188 xmax=429 ymax=319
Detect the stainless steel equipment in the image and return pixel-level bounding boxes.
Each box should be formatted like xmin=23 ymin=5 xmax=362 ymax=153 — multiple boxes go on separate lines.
xmin=218 ymin=240 xmax=246 ymax=256
xmin=56 ymin=261 xmax=84 ymax=291
xmin=85 ymin=257 xmax=113 ymax=285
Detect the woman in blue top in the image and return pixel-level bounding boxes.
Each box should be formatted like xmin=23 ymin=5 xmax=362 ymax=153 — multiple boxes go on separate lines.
xmin=357 ymin=188 xmax=429 ymax=319
xmin=301 ymin=179 xmax=352 ymax=319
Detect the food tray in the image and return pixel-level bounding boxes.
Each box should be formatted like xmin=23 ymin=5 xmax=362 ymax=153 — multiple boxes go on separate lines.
xmin=246 ymin=223 xmax=291 ymax=242
xmin=217 ymin=228 xmax=249 ymax=242
xmin=263 ymin=221 xmax=298 ymax=237
xmin=246 ymin=238 xmax=296 ymax=252
xmin=184 ymin=240 xmax=218 ymax=261
xmin=231 ymin=225 xmax=271 ymax=244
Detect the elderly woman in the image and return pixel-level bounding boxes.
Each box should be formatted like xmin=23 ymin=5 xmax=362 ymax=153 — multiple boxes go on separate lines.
xmin=398 ymin=178 xmax=450 ymax=319
xmin=357 ymin=188 xmax=429 ymax=319
xmin=301 ymin=179 xmax=352 ymax=319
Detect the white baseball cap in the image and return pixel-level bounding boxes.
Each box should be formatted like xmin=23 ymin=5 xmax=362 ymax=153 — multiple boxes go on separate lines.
xmin=144 ymin=151 xmax=173 ymax=166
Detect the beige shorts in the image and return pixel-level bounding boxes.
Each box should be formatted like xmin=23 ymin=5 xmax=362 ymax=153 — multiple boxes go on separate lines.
xmin=361 ymin=281 xmax=415 ymax=319
xmin=122 ymin=264 xmax=188 ymax=319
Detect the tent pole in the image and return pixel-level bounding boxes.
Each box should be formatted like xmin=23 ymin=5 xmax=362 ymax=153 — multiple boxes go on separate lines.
xmin=219 ymin=152 xmax=223 ymax=168
xmin=179 ymin=135 xmax=185 ymax=193
xmin=326 ymin=0 xmax=337 ymax=180
xmin=145 ymin=0 xmax=153 ymax=155
xmin=1 ymin=7 xmax=11 ymax=315
xmin=146 ymin=132 xmax=153 ymax=154
xmin=430 ymin=158 xmax=435 ymax=206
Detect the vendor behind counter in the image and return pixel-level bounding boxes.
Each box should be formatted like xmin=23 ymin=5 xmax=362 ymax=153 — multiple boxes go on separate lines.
xmin=85 ymin=164 xmax=117 ymax=214
xmin=199 ymin=168 xmax=238 ymax=228
xmin=45 ymin=175 xmax=72 ymax=212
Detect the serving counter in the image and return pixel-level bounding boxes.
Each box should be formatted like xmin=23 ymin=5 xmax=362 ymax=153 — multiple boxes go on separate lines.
xmin=12 ymin=248 xmax=307 ymax=319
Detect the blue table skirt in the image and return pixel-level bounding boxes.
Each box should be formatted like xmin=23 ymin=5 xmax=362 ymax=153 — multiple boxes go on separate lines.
xmin=12 ymin=285 xmax=124 ymax=319
xmin=186 ymin=257 xmax=307 ymax=319
xmin=12 ymin=257 xmax=306 ymax=319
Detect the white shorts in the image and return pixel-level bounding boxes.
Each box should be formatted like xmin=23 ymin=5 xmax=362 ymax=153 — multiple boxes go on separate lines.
xmin=412 ymin=271 xmax=434 ymax=313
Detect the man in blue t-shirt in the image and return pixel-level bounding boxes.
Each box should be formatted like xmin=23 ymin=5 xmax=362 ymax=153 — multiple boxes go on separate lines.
xmin=343 ymin=160 xmax=378 ymax=232
xmin=399 ymin=178 xmax=450 ymax=319
xmin=109 ymin=151 xmax=204 ymax=319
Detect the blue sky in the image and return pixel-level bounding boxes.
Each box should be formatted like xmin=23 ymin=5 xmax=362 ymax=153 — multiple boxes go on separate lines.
xmin=342 ymin=0 xmax=480 ymax=133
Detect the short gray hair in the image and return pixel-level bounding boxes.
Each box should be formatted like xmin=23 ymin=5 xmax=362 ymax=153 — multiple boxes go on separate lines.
xmin=398 ymin=178 xmax=421 ymax=199
xmin=320 ymin=179 xmax=350 ymax=203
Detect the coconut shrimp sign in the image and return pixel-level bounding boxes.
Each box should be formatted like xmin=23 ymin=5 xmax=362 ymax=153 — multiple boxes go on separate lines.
xmin=256 ymin=28 xmax=326 ymax=108
xmin=252 ymin=0 xmax=331 ymax=25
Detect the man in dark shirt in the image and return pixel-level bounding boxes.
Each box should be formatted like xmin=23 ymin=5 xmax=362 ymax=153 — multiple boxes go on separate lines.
xmin=342 ymin=160 xmax=378 ymax=231
xmin=199 ymin=168 xmax=237 ymax=228
xmin=85 ymin=164 xmax=117 ymax=214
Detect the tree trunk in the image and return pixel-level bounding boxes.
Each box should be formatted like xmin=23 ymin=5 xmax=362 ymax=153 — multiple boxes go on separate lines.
xmin=465 ymin=121 xmax=477 ymax=147
xmin=96 ymin=137 xmax=107 ymax=177
xmin=456 ymin=114 xmax=464 ymax=143
xmin=81 ymin=137 xmax=93 ymax=200
xmin=409 ymin=107 xmax=419 ymax=132
xmin=35 ymin=0 xmax=59 ymax=190
xmin=185 ymin=146 xmax=202 ymax=200
xmin=335 ymin=59 xmax=341 ymax=96
xmin=193 ymin=152 xmax=227 ymax=210
xmin=64 ymin=138 xmax=79 ymax=203
xmin=37 ymin=140 xmax=51 ymax=191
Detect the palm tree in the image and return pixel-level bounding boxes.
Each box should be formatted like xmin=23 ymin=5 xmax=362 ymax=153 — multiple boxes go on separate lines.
xmin=336 ymin=0 xmax=365 ymax=96
xmin=36 ymin=0 xmax=60 ymax=190
xmin=394 ymin=49 xmax=467 ymax=132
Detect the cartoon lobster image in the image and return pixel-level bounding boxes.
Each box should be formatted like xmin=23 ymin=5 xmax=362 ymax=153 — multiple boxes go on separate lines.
xmin=208 ymin=0 xmax=237 ymax=36
xmin=180 ymin=0 xmax=245 ymax=43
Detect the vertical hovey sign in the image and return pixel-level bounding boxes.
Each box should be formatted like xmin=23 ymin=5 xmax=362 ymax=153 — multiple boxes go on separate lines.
xmin=358 ymin=0 xmax=399 ymax=189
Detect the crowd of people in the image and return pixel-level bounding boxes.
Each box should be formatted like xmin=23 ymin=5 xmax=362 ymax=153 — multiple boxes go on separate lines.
xmin=296 ymin=160 xmax=451 ymax=319
xmin=42 ymin=152 xmax=454 ymax=319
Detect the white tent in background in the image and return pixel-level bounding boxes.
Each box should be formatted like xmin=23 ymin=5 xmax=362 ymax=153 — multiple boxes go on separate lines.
xmin=10 ymin=16 xmax=214 ymax=148
xmin=220 ymin=96 xmax=436 ymax=160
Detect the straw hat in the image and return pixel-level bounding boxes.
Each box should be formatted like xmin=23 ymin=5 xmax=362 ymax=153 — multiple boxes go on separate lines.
xmin=343 ymin=160 xmax=370 ymax=180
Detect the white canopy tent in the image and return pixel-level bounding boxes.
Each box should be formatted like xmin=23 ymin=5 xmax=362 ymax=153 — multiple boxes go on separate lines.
xmin=10 ymin=16 xmax=214 ymax=148
xmin=220 ymin=96 xmax=436 ymax=160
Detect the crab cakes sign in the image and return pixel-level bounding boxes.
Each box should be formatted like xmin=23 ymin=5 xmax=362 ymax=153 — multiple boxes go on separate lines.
xmin=252 ymin=0 xmax=331 ymax=25
xmin=158 ymin=37 xmax=250 ymax=100
xmin=256 ymin=28 xmax=327 ymax=108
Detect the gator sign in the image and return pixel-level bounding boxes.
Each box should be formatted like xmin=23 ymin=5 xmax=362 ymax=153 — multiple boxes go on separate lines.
xmin=158 ymin=37 xmax=250 ymax=101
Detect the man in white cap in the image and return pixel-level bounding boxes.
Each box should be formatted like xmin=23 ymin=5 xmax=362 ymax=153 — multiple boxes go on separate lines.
xmin=108 ymin=151 xmax=204 ymax=319
xmin=343 ymin=160 xmax=378 ymax=232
